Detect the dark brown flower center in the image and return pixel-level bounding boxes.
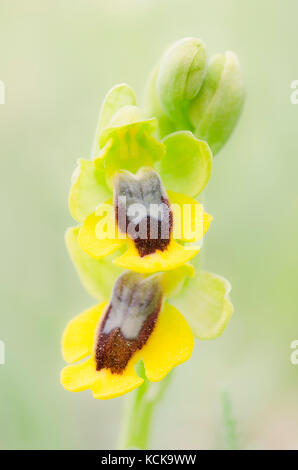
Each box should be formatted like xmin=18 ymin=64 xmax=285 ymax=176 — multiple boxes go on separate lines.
xmin=95 ymin=272 xmax=163 ymax=374
xmin=114 ymin=168 xmax=173 ymax=257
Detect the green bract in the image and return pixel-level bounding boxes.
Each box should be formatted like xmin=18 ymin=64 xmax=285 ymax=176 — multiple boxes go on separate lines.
xmin=156 ymin=131 xmax=212 ymax=197
xmin=161 ymin=264 xmax=195 ymax=298
xmin=169 ymin=270 xmax=233 ymax=339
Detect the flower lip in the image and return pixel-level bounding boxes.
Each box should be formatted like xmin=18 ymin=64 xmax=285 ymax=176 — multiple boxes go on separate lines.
xmin=114 ymin=168 xmax=173 ymax=257
xmin=60 ymin=269 xmax=195 ymax=399
xmin=95 ymin=271 xmax=163 ymax=374
xmin=78 ymin=186 xmax=209 ymax=273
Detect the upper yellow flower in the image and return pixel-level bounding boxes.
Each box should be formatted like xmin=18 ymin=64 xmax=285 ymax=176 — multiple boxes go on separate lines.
xmin=78 ymin=167 xmax=212 ymax=273
xmin=68 ymin=84 xmax=213 ymax=273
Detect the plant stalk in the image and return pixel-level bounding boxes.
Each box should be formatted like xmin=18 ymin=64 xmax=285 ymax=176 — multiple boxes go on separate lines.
xmin=118 ymin=363 xmax=172 ymax=449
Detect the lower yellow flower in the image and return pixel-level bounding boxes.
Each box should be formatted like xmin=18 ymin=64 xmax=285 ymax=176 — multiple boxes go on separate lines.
xmin=61 ymin=271 xmax=194 ymax=400
xmin=78 ymin=168 xmax=212 ymax=273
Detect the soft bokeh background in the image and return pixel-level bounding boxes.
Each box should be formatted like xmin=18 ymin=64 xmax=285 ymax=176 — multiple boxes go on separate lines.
xmin=1 ymin=0 xmax=298 ymax=450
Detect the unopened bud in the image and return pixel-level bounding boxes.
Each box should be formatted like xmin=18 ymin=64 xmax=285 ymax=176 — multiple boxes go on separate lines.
xmin=156 ymin=38 xmax=207 ymax=128
xmin=188 ymin=51 xmax=245 ymax=155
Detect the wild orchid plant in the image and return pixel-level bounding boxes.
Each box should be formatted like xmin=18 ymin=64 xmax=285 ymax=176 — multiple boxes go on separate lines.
xmin=61 ymin=37 xmax=244 ymax=449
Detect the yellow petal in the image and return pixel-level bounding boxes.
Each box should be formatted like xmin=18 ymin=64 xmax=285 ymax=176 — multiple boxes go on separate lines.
xmin=61 ymin=343 xmax=143 ymax=399
xmin=79 ymin=211 xmax=124 ymax=258
xmin=113 ymin=239 xmax=199 ymax=273
xmin=168 ymin=190 xmax=212 ymax=242
xmin=60 ymin=358 xmax=98 ymax=392
xmin=62 ymin=302 xmax=107 ymax=364
xmin=142 ymin=302 xmax=194 ymax=381
xmin=91 ymin=362 xmax=144 ymax=400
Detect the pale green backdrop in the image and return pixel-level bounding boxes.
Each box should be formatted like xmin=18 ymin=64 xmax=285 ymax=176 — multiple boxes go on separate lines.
xmin=0 ymin=0 xmax=297 ymax=449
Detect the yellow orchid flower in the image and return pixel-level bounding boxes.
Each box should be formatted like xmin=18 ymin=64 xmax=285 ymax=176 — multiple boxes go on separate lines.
xmin=61 ymin=271 xmax=194 ymax=400
xmin=61 ymin=264 xmax=233 ymax=400
xmin=77 ymin=167 xmax=212 ymax=273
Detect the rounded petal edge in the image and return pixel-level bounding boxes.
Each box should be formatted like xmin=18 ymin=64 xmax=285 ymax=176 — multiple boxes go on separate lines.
xmin=169 ymin=270 xmax=233 ymax=339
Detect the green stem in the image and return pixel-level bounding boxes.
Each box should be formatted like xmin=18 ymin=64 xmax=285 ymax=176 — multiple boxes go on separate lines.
xmin=118 ymin=363 xmax=172 ymax=449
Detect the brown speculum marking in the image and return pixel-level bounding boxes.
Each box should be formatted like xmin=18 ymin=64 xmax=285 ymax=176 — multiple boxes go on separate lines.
xmin=114 ymin=168 xmax=173 ymax=257
xmin=95 ymin=271 xmax=163 ymax=374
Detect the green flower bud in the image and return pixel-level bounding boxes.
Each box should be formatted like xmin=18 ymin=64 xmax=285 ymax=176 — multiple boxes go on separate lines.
xmin=156 ymin=38 xmax=207 ymax=128
xmin=188 ymin=51 xmax=245 ymax=155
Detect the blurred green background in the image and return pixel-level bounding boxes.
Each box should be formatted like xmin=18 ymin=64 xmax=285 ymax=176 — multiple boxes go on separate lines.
xmin=1 ymin=0 xmax=298 ymax=450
